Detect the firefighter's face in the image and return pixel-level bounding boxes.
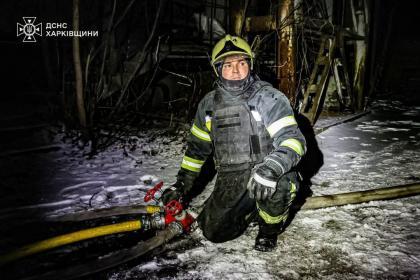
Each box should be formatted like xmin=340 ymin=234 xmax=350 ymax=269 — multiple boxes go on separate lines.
xmin=221 ymin=55 xmax=250 ymax=80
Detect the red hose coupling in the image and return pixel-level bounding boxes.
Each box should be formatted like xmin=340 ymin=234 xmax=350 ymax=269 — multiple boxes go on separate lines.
xmin=176 ymin=210 xmax=196 ymax=233
xmin=144 ymin=181 xmax=164 ymax=203
xmin=164 ymin=200 xmax=196 ymax=233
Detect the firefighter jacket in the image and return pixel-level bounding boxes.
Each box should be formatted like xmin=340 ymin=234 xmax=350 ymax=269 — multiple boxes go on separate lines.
xmin=179 ymin=76 xmax=306 ymax=189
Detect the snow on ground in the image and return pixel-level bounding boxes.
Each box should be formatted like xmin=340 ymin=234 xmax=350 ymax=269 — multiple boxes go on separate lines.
xmin=108 ymin=101 xmax=420 ymax=280
xmin=1 ymin=100 xmax=420 ymax=279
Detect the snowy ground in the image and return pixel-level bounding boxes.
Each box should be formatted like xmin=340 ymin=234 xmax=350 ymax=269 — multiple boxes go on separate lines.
xmin=1 ymin=99 xmax=419 ymax=279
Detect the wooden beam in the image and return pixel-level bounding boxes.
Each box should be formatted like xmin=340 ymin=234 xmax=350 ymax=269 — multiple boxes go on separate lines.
xmin=301 ymin=182 xmax=420 ymax=210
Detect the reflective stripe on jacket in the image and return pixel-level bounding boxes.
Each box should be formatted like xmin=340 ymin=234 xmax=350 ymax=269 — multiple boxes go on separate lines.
xmin=180 ymin=78 xmax=306 ymax=175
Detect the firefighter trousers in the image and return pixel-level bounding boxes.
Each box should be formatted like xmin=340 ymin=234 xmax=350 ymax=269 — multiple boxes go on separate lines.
xmin=197 ymin=169 xmax=299 ymax=243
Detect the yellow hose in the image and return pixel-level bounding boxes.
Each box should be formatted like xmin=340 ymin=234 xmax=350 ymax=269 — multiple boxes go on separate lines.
xmin=0 ymin=220 xmax=142 ymax=265
xmin=49 ymin=205 xmax=162 ymax=222
xmin=146 ymin=205 xmax=161 ymax=214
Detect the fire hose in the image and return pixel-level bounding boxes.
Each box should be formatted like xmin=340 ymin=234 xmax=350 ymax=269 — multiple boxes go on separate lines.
xmin=3 ymin=181 xmax=420 ymax=279
xmin=0 ymin=182 xmax=196 ymax=266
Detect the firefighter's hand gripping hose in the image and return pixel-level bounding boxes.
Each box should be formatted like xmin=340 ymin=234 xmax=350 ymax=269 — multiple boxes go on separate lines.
xmin=0 ymin=181 xmax=197 ymax=267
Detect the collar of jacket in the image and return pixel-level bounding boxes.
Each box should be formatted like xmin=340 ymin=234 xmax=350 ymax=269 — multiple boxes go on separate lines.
xmin=216 ymin=74 xmax=260 ymax=99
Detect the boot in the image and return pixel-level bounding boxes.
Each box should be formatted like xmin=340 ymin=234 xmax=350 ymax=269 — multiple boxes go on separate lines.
xmin=254 ymin=219 xmax=283 ymax=252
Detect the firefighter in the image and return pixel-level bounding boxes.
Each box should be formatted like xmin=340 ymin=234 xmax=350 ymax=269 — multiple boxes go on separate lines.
xmin=162 ymin=35 xmax=306 ymax=251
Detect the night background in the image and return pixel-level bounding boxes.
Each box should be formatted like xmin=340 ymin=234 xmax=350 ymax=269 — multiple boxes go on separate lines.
xmin=0 ymin=0 xmax=419 ymax=279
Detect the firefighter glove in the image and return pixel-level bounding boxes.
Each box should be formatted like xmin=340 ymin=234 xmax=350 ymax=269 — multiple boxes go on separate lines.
xmin=247 ymin=162 xmax=282 ymax=201
xmin=161 ymin=184 xmax=183 ymax=205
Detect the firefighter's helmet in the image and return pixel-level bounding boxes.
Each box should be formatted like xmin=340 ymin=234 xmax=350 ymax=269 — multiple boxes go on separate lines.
xmin=211 ymin=35 xmax=253 ymax=76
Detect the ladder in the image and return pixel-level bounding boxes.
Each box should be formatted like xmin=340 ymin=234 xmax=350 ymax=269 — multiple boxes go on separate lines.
xmin=300 ymin=36 xmax=336 ymax=125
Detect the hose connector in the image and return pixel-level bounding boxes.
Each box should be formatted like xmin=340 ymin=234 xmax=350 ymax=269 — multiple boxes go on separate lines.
xmin=140 ymin=213 xmax=165 ymax=231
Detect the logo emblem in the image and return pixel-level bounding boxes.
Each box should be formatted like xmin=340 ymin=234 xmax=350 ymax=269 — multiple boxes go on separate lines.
xmin=17 ymin=17 xmax=42 ymax=42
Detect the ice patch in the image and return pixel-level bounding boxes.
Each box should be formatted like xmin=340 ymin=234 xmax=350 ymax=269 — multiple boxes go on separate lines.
xmin=106 ymin=185 xmax=146 ymax=191
xmin=383 ymin=128 xmax=410 ymax=132
xmin=137 ymin=261 xmax=160 ymax=271
xmin=339 ymin=136 xmax=360 ymax=140
xmin=403 ymin=110 xmax=420 ymax=116
xmin=59 ymin=181 xmax=107 ymax=196
xmin=300 ymin=217 xmax=323 ymax=227
xmin=139 ymin=174 xmax=159 ymax=184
